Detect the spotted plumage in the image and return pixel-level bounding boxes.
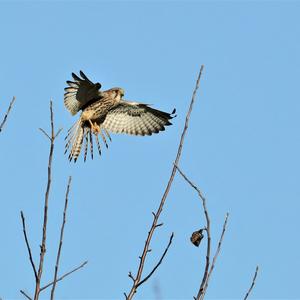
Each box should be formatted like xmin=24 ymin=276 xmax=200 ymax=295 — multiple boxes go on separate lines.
xmin=64 ymin=71 xmax=176 ymax=162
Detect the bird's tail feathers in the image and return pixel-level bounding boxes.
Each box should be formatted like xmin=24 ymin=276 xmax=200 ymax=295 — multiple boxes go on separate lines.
xmin=65 ymin=119 xmax=108 ymax=162
xmin=66 ymin=120 xmax=85 ymax=162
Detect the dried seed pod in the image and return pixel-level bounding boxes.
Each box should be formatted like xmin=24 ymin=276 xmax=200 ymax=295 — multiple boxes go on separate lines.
xmin=190 ymin=229 xmax=204 ymax=247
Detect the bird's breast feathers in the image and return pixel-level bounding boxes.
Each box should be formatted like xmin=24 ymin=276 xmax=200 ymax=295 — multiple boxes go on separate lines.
xmin=81 ymin=110 xmax=95 ymax=122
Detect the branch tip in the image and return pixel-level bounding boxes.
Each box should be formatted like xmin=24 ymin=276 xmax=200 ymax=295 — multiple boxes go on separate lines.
xmin=38 ymin=128 xmax=51 ymax=140
xmin=40 ymin=261 xmax=88 ymax=292
xmin=243 ymin=266 xmax=259 ymax=300
xmin=20 ymin=290 xmax=32 ymax=300
xmin=0 ymin=96 xmax=16 ymax=133
xmin=54 ymin=127 xmax=63 ymax=139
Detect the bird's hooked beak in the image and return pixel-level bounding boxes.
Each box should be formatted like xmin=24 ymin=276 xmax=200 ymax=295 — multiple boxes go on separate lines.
xmin=119 ymin=88 xmax=125 ymax=97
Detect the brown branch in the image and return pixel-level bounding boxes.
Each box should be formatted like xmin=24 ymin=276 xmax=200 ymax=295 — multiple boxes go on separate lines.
xmin=126 ymin=65 xmax=205 ymax=299
xmin=20 ymin=290 xmax=32 ymax=300
xmin=40 ymin=261 xmax=88 ymax=292
xmin=50 ymin=176 xmax=72 ymax=300
xmin=200 ymin=213 xmax=229 ymax=300
xmin=243 ymin=266 xmax=259 ymax=300
xmin=20 ymin=211 xmax=38 ymax=281
xmin=0 ymin=96 xmax=16 ymax=133
xmin=137 ymin=233 xmax=174 ymax=288
xmin=34 ymin=100 xmax=59 ymax=300
xmin=174 ymin=165 xmax=211 ymax=300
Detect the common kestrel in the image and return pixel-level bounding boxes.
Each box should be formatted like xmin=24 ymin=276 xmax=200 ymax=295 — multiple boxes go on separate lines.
xmin=64 ymin=71 xmax=176 ymax=162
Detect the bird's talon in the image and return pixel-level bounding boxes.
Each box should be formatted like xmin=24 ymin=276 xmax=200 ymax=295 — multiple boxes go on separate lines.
xmin=88 ymin=119 xmax=100 ymax=135
xmin=92 ymin=123 xmax=101 ymax=135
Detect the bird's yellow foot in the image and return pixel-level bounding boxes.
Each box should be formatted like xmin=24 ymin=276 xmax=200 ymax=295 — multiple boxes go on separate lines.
xmin=92 ymin=123 xmax=101 ymax=134
xmin=88 ymin=120 xmax=101 ymax=134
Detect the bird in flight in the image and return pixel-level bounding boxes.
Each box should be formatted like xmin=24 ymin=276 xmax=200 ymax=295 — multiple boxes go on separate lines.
xmin=64 ymin=71 xmax=176 ymax=162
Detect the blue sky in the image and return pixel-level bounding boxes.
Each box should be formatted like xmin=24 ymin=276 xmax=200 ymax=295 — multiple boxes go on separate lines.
xmin=0 ymin=1 xmax=300 ymax=299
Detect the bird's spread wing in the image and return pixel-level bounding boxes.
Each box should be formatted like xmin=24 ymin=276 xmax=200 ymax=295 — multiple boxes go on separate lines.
xmin=101 ymin=100 xmax=176 ymax=136
xmin=64 ymin=71 xmax=102 ymax=116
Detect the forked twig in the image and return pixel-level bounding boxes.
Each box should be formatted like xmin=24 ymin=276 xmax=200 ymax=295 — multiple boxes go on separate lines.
xmin=125 ymin=66 xmax=205 ymax=299
xmin=0 ymin=96 xmax=16 ymax=132
xmin=137 ymin=233 xmax=174 ymax=288
xmin=243 ymin=266 xmax=259 ymax=300
xmin=174 ymin=165 xmax=211 ymax=300
xmin=50 ymin=176 xmax=72 ymax=300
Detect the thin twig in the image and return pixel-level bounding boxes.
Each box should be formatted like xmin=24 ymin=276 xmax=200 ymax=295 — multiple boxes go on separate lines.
xmin=0 ymin=96 xmax=16 ymax=132
xmin=137 ymin=233 xmax=174 ymax=288
xmin=126 ymin=65 xmax=204 ymax=299
xmin=54 ymin=128 xmax=63 ymax=139
xmin=174 ymin=165 xmax=211 ymax=300
xmin=20 ymin=290 xmax=32 ymax=300
xmin=34 ymin=100 xmax=56 ymax=300
xmin=200 ymin=213 xmax=229 ymax=300
xmin=50 ymin=176 xmax=72 ymax=300
xmin=243 ymin=266 xmax=259 ymax=300
xmin=40 ymin=261 xmax=88 ymax=292
xmin=38 ymin=128 xmax=51 ymax=141
xmin=20 ymin=211 xmax=38 ymax=281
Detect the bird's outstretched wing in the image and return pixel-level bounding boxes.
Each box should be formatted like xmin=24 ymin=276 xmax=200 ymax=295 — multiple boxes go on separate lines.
xmin=64 ymin=71 xmax=102 ymax=115
xmin=100 ymin=100 xmax=176 ymax=136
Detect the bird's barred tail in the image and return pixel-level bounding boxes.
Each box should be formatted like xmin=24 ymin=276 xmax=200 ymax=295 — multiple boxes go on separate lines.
xmin=65 ymin=120 xmax=104 ymax=162
xmin=65 ymin=120 xmax=86 ymax=162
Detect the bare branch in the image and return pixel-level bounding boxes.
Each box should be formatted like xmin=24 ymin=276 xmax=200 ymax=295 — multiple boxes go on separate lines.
xmin=20 ymin=211 xmax=38 ymax=281
xmin=20 ymin=290 xmax=32 ymax=300
xmin=174 ymin=165 xmax=211 ymax=300
xmin=40 ymin=261 xmax=88 ymax=292
xmin=34 ymin=100 xmax=56 ymax=300
xmin=50 ymin=176 xmax=72 ymax=300
xmin=243 ymin=266 xmax=259 ymax=300
xmin=0 ymin=96 xmax=16 ymax=133
xmin=200 ymin=213 xmax=229 ymax=300
xmin=126 ymin=65 xmax=205 ymax=299
xmin=137 ymin=233 xmax=174 ymax=288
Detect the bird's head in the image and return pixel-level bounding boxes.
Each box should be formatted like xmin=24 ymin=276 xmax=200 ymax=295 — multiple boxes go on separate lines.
xmin=106 ymin=87 xmax=125 ymax=100
xmin=117 ymin=88 xmax=125 ymax=97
